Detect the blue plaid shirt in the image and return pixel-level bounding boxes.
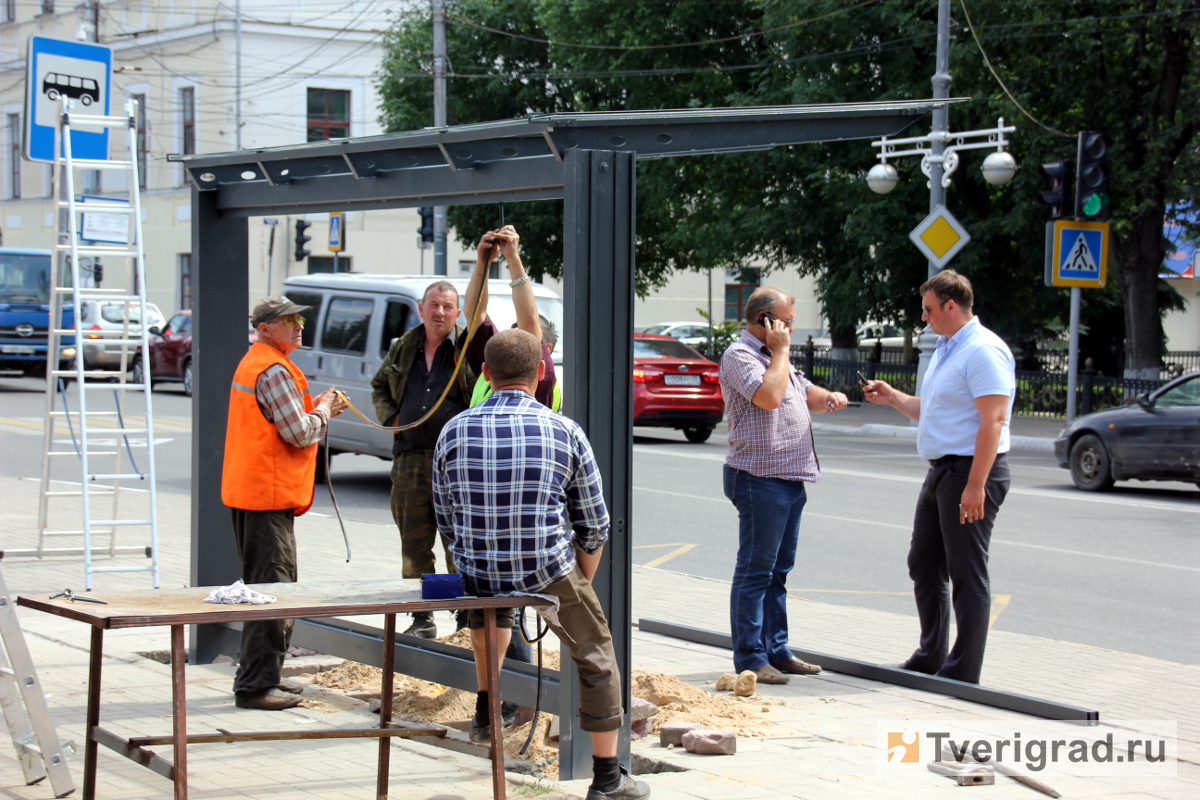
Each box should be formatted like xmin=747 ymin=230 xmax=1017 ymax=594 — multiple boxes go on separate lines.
xmin=432 ymin=390 xmax=610 ymax=594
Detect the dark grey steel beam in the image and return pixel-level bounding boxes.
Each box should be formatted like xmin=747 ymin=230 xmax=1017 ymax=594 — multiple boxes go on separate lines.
xmin=561 ymin=149 xmax=636 ymax=780
xmin=191 ymin=618 xmax=560 ymax=708
xmin=638 ymin=619 xmax=1100 ymax=724
xmin=189 ymin=189 xmax=251 ymax=665
xmin=180 ymin=101 xmax=952 ymax=193
xmin=291 ymin=618 xmax=560 ymax=708
xmin=211 ymin=157 xmax=568 ymax=217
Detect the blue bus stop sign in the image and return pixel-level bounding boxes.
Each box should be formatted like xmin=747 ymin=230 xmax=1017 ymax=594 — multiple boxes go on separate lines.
xmin=24 ymin=37 xmax=113 ymax=164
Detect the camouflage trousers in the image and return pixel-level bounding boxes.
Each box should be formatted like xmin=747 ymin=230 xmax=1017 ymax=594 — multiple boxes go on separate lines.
xmin=391 ymin=450 xmax=456 ymax=579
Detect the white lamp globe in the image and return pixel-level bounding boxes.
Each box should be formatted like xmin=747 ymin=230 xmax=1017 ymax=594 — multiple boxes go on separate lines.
xmin=981 ymin=151 xmax=1017 ymax=185
xmin=866 ymin=163 xmax=900 ymax=194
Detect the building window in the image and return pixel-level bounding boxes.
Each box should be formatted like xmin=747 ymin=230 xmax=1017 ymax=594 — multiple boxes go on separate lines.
xmin=40 ymin=1 xmax=54 ymax=15
xmin=179 ymin=253 xmax=192 ymax=310
xmin=306 ymin=89 xmax=349 ymax=142
xmin=179 ymin=87 xmax=194 ymax=184
xmin=724 ymin=269 xmax=761 ymax=321
xmin=307 ymin=256 xmax=351 ymax=274
xmin=4 ymin=0 xmax=16 ymax=23
xmin=6 ymin=114 xmax=19 ymax=200
xmin=131 ymin=94 xmax=147 ymax=189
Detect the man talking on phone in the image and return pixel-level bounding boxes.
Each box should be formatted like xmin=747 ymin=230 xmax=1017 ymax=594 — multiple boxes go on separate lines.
xmin=862 ymin=270 xmax=1014 ymax=684
xmin=719 ymin=287 xmax=848 ymax=685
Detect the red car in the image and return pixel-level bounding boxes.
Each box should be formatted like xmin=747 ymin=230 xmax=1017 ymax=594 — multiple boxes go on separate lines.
xmin=632 ymin=333 xmax=723 ymax=443
xmin=132 ymin=309 xmax=254 ymax=396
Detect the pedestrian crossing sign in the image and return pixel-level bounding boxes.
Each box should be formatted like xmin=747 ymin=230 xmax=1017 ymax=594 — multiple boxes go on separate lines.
xmin=1050 ymin=220 xmax=1108 ymax=288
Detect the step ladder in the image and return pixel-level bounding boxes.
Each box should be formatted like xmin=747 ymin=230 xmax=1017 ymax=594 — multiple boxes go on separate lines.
xmin=0 ymin=569 xmax=75 ymax=797
xmin=33 ymin=97 xmax=160 ymax=590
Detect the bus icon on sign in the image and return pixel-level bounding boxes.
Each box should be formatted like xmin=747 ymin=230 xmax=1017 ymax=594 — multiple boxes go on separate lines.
xmin=43 ymin=73 xmax=100 ymax=105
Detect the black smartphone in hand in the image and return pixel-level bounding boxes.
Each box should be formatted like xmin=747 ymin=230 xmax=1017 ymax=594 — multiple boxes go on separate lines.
xmin=856 ymin=370 xmax=870 ymax=385
xmin=757 ymin=313 xmax=771 ymax=327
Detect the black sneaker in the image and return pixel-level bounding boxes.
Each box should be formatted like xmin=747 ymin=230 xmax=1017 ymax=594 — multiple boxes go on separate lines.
xmin=469 ymin=700 xmax=519 ymax=743
xmin=454 ymin=609 xmax=469 ymax=631
xmin=586 ymin=766 xmax=650 ymax=800
xmin=403 ymin=612 xmax=436 ymax=639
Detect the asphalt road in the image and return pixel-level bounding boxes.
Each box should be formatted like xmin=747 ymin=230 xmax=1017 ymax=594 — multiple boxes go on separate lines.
xmin=2 ymin=375 xmax=1197 ymax=664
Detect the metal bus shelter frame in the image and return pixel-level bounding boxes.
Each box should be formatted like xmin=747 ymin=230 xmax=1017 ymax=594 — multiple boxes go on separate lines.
xmin=178 ymin=101 xmax=1093 ymax=781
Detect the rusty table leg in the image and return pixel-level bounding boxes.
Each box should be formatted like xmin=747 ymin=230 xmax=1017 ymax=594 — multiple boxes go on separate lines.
xmin=82 ymin=626 xmax=103 ymax=800
xmin=483 ymin=607 xmax=505 ymax=800
xmin=377 ymin=613 xmax=396 ymax=800
xmin=170 ymin=624 xmax=187 ymax=800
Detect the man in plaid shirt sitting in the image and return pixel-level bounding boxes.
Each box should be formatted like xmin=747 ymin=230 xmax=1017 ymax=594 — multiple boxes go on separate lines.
xmin=433 ymin=329 xmax=649 ymax=800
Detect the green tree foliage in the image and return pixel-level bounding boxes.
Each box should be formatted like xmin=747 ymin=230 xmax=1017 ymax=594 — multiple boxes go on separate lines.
xmin=376 ymin=1 xmax=1196 ymax=371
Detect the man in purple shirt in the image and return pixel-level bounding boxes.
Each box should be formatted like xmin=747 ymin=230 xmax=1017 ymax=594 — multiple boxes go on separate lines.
xmin=719 ymin=287 xmax=848 ymax=685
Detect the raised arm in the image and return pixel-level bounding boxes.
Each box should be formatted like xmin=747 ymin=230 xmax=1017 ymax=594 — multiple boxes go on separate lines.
xmin=493 ymin=225 xmax=542 ymax=342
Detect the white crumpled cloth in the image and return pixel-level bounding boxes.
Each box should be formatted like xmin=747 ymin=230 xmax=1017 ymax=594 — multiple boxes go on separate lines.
xmin=493 ymin=591 xmax=568 ymax=641
xmin=204 ymin=579 xmax=277 ymax=605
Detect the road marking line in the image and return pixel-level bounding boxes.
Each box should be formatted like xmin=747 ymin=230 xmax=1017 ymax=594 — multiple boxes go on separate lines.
xmin=789 ymin=589 xmax=910 ymax=596
xmin=642 ymin=544 xmax=697 ymax=569
xmin=633 ymin=543 xmax=692 ymax=549
xmin=991 ymin=540 xmax=1200 ymax=573
xmin=633 ymin=486 xmax=1199 ymax=572
xmin=989 ymin=594 xmax=1011 ymax=629
xmin=632 ymin=445 xmax=1200 ymax=514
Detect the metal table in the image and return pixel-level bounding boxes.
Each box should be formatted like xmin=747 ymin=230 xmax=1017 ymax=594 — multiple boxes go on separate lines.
xmin=19 ymin=580 xmax=547 ymax=800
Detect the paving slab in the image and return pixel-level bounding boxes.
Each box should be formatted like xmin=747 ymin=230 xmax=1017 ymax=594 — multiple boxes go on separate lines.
xmin=3 ymin=474 xmax=1197 ymax=799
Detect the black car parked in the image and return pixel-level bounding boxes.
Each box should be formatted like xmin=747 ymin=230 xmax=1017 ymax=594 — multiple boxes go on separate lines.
xmin=1054 ymin=371 xmax=1200 ymax=491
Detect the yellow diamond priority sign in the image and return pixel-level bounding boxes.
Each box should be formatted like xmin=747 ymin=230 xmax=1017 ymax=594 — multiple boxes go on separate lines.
xmin=909 ymin=205 xmax=971 ymax=268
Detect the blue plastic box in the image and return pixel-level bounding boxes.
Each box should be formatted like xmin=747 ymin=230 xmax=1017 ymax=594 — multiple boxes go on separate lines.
xmin=420 ymin=573 xmax=464 ymax=599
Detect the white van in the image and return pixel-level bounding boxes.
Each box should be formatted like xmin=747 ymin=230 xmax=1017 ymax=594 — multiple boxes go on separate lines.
xmin=282 ymin=273 xmax=564 ymax=471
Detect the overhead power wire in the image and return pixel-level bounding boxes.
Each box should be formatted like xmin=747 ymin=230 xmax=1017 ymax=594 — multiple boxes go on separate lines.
xmin=446 ymin=0 xmax=882 ymax=50
xmin=958 ymin=0 xmax=1074 ymax=138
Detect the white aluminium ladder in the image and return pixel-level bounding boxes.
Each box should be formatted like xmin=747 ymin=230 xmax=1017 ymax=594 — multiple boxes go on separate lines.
xmin=35 ymin=97 xmax=160 ymax=590
xmin=0 ymin=569 xmax=75 ymax=797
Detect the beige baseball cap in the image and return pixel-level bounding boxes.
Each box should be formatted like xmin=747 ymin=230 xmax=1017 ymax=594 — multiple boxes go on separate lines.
xmin=250 ymin=294 xmax=312 ymax=326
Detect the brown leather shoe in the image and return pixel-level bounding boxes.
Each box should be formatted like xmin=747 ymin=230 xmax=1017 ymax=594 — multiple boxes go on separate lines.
xmin=236 ymin=689 xmax=302 ymax=710
xmin=752 ymin=664 xmax=790 ymax=685
xmin=774 ymin=657 xmax=822 ymax=675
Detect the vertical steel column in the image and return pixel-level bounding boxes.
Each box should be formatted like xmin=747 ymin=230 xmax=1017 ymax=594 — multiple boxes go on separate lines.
xmin=190 ymin=188 xmax=251 ymax=664
xmin=561 ymin=149 xmax=635 ymax=780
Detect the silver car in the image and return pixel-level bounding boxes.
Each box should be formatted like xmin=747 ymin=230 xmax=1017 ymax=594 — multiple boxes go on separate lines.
xmin=80 ymin=301 xmax=166 ymax=371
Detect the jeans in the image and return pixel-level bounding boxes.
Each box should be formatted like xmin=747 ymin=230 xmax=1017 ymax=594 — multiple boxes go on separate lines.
xmin=723 ymin=465 xmax=807 ymax=672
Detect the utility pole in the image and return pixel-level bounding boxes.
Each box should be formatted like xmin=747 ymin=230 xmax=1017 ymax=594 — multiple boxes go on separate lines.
xmin=432 ymin=0 xmax=448 ymax=275
xmin=915 ymin=0 xmax=953 ymax=388
xmin=235 ymin=0 xmax=242 ymax=150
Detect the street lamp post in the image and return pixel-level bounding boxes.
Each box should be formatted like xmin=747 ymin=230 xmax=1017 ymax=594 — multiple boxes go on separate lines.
xmin=866 ymin=0 xmax=1016 ymax=392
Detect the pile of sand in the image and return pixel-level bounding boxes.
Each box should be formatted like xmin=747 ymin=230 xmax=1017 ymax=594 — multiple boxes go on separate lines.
xmin=297 ymin=644 xmax=772 ymax=778
xmin=632 ymin=672 xmax=776 ymax=737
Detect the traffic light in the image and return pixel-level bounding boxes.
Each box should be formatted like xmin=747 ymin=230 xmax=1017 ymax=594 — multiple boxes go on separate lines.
xmin=418 ymin=207 xmax=434 ymax=244
xmin=1038 ymin=160 xmax=1073 ymax=218
xmin=294 ymin=220 xmax=312 ymax=261
xmin=1076 ymin=131 xmax=1111 ymax=219
xmin=92 ymin=260 xmax=103 ymax=286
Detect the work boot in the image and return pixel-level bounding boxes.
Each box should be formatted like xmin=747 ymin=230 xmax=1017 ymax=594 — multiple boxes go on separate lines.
xmin=403 ymin=612 xmax=436 ymax=639
xmin=469 ymin=691 xmax=518 ymax=743
xmin=235 ymin=688 xmax=302 ymax=711
xmin=586 ymin=765 xmax=650 ymax=800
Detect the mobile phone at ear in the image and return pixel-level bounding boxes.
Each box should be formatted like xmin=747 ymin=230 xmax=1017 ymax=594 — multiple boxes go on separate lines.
xmin=757 ymin=313 xmax=771 ymax=327
xmin=856 ymin=370 xmax=870 ymax=385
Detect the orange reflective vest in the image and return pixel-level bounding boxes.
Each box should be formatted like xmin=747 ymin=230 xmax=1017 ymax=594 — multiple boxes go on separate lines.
xmin=221 ymin=342 xmax=317 ymax=515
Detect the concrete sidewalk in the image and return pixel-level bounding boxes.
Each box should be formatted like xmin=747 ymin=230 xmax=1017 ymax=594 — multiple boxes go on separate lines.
xmin=2 ymin=473 xmax=1196 ymax=800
